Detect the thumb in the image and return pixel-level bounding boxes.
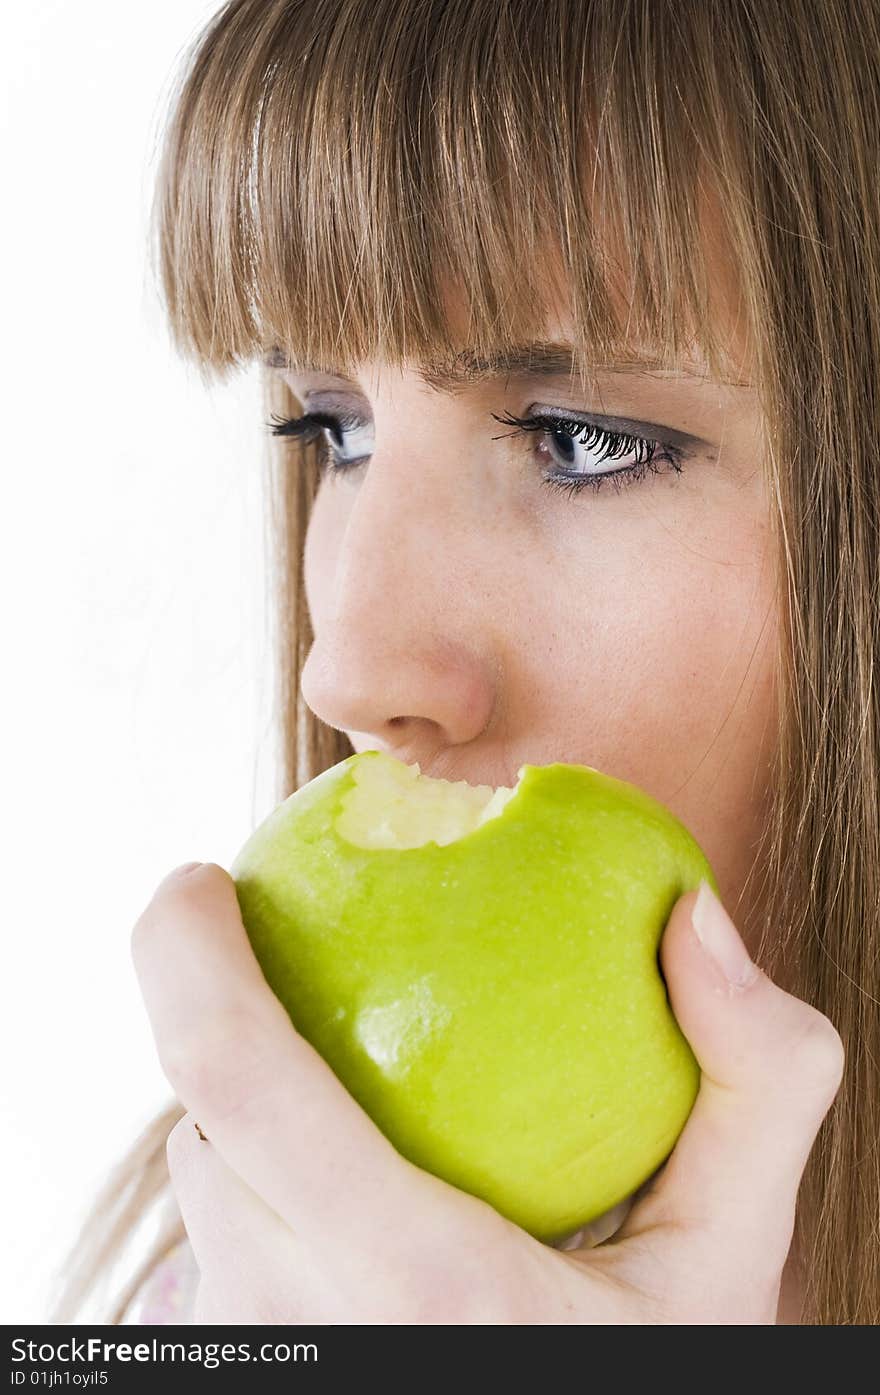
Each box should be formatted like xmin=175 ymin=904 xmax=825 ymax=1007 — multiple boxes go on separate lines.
xmin=620 ymin=881 xmax=845 ymax=1272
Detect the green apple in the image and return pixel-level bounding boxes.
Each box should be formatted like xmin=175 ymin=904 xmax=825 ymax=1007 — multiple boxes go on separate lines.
xmin=230 ymin=750 xmax=717 ymax=1244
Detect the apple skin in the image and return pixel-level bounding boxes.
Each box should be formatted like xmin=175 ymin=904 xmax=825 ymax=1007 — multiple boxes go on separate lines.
xmin=230 ymin=752 xmax=718 ymax=1244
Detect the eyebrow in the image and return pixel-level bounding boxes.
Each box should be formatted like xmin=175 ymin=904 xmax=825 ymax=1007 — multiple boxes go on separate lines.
xmin=262 ymin=340 xmax=742 ymax=391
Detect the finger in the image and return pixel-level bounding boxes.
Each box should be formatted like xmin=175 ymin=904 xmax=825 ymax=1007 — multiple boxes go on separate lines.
xmin=132 ymin=863 xmax=425 ymax=1258
xmin=618 ymin=881 xmax=844 ymax=1272
xmin=165 ymin=1112 xmax=311 ymax=1324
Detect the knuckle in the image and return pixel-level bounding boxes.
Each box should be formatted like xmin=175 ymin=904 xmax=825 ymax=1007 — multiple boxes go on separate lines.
xmin=787 ymin=1005 xmax=846 ymax=1099
xmin=130 ymin=866 xmax=214 ymax=966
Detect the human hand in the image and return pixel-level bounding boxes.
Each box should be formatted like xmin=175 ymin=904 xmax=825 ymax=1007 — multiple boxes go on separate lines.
xmin=131 ymin=863 xmax=844 ymax=1324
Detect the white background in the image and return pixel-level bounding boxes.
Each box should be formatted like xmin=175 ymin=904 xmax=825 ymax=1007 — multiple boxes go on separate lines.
xmin=0 ymin=2 xmax=282 ymax=1321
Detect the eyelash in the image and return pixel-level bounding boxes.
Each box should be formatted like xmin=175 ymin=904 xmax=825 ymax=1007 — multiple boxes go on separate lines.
xmin=490 ymin=411 xmax=684 ymax=495
xmin=266 ymin=407 xmax=685 ymax=497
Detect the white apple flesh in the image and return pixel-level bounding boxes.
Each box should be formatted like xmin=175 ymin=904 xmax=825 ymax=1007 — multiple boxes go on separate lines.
xmin=336 ymin=753 xmax=519 ymax=848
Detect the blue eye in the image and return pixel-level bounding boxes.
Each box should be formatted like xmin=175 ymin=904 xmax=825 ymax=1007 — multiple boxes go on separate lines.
xmin=489 ymin=410 xmax=685 ymax=496
xmin=266 ymin=407 xmax=686 ymax=496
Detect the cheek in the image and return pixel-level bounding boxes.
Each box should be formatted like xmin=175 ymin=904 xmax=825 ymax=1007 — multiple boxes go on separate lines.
xmin=638 ymin=577 xmax=779 ymax=922
xmin=529 ymin=507 xmax=779 ymax=898
xmin=624 ymin=565 xmax=779 ymax=796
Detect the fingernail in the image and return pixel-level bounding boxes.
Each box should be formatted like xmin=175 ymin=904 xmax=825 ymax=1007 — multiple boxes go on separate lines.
xmin=692 ymin=880 xmax=759 ymax=990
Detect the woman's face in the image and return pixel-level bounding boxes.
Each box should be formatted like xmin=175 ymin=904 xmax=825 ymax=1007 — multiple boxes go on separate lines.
xmin=291 ymin=302 xmax=778 ymax=947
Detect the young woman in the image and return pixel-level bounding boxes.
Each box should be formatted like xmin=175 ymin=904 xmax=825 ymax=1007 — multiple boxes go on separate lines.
xmin=52 ymin=0 xmax=879 ymax=1324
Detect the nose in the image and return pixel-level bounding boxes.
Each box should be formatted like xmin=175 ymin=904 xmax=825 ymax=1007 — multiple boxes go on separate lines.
xmin=300 ymin=462 xmax=500 ymax=759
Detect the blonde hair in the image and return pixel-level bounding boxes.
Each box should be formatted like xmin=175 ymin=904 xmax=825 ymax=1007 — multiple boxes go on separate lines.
xmin=51 ymin=0 xmax=879 ymax=1324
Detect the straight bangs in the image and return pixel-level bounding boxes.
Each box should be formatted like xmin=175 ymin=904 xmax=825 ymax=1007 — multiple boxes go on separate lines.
xmin=151 ymin=0 xmax=761 ymax=390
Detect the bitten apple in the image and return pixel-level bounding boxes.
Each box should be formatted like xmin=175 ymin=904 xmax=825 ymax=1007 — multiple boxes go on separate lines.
xmin=230 ymin=751 xmax=716 ymax=1243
